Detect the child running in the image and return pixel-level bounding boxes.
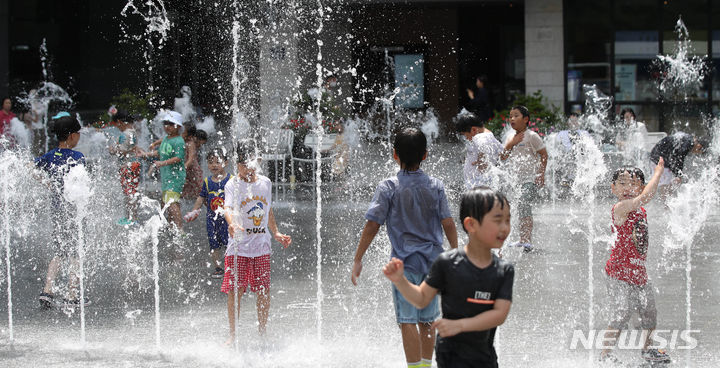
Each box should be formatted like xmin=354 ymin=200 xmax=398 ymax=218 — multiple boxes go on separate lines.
xmin=455 ymin=111 xmax=503 ymax=190
xmin=383 ymin=186 xmax=514 ymax=368
xmin=108 ymin=109 xmax=140 ymax=225
xmin=139 ymin=111 xmax=186 ymax=238
xmin=499 ymin=105 xmax=548 ymax=252
xmin=185 ymin=148 xmax=232 ymax=278
xmin=600 ymin=158 xmax=671 ymax=363
xmin=222 ymin=140 xmax=291 ymax=343
xmin=351 ymin=127 xmax=458 ymax=368
xmin=35 ymin=112 xmax=90 ymax=307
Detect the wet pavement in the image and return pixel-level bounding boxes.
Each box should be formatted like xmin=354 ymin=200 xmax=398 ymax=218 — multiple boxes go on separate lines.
xmin=0 ymin=141 xmax=718 ymax=367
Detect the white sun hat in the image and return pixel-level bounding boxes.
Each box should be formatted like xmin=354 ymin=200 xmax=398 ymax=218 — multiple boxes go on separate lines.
xmin=161 ymin=110 xmax=184 ymax=127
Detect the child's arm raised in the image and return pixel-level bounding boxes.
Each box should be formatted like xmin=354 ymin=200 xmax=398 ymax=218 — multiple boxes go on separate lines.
xmin=613 ymin=157 xmax=665 ymax=227
xmin=441 ymin=217 xmax=458 ymax=249
xmin=268 ymin=208 xmax=292 ymax=248
xmin=350 ymin=220 xmax=381 ymax=285
xmin=432 ymin=299 xmax=512 ymax=338
xmin=383 ymin=258 xmax=438 ymax=309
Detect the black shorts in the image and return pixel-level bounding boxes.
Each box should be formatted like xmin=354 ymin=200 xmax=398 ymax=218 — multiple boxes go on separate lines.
xmin=436 ymin=350 xmax=498 ymax=368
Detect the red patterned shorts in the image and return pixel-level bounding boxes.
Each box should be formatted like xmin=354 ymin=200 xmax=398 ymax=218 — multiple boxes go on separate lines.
xmin=119 ymin=162 xmax=141 ymax=196
xmin=221 ymin=254 xmax=271 ymax=294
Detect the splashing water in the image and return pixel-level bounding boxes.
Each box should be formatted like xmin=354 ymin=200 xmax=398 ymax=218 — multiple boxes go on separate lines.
xmin=582 ymin=85 xmax=613 ymax=136
xmin=63 ymin=165 xmax=94 ymax=345
xmin=15 ymin=81 xmax=73 ymax=152
xmin=8 ymin=118 xmax=31 ymax=149
xmin=174 ymin=86 xmax=196 ymax=124
xmin=121 ymin=0 xmax=171 ymax=47
xmin=655 ymin=17 xmax=708 ymax=100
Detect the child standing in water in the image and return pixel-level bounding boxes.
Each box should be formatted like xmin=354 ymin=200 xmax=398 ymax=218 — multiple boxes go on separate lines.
xmin=35 ymin=112 xmax=89 ymax=307
xmin=182 ymin=125 xmax=208 ymax=200
xmin=383 ymin=187 xmax=513 ymax=368
xmin=185 ymin=148 xmax=232 ymax=278
xmin=600 ymin=158 xmax=672 ymax=364
xmin=455 ymin=111 xmax=503 ymax=190
xmin=140 ymin=111 xmax=186 ymax=236
xmin=108 ymin=110 xmax=140 ymax=225
xmin=222 ymin=140 xmax=291 ymax=342
xmin=499 ymin=105 xmax=548 ymax=252
xmin=351 ymin=128 xmax=458 ymax=368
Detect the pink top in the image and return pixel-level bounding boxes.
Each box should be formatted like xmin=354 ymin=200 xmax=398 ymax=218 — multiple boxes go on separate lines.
xmin=0 ymin=110 xmax=16 ymax=136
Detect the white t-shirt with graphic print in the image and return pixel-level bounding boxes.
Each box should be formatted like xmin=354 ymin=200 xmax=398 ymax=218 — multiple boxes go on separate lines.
xmin=224 ymin=175 xmax=273 ymax=257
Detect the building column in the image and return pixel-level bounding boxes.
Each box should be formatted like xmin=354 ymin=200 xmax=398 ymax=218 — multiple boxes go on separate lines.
xmin=524 ymin=0 xmax=564 ymax=110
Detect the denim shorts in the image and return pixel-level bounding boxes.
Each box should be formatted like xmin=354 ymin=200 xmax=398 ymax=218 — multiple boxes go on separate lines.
xmin=392 ymin=270 xmax=440 ymax=324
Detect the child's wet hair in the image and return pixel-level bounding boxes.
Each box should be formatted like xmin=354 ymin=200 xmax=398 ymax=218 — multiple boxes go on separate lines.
xmin=51 ymin=114 xmax=81 ymax=142
xmin=111 ymin=109 xmax=129 ymax=123
xmin=620 ymin=107 xmax=636 ymax=120
xmin=194 ymin=129 xmax=208 ymax=141
xmin=611 ymin=167 xmax=645 ymax=184
xmin=454 ymin=111 xmax=485 ymax=132
xmin=511 ymin=105 xmax=530 ymax=119
xmin=185 ymin=125 xmax=208 ymax=141
xmin=207 ymin=147 xmax=228 ymax=162
xmin=393 ymin=127 xmax=426 ymax=170
xmin=459 ymin=186 xmax=509 ymax=233
xmin=235 ymin=139 xmax=258 ymax=164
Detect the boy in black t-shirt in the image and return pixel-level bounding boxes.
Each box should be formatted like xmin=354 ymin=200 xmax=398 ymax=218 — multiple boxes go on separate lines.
xmin=384 ymin=186 xmax=514 ymax=368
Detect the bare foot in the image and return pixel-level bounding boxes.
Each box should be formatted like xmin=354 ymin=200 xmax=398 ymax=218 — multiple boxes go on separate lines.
xmin=224 ymin=335 xmax=235 ymax=347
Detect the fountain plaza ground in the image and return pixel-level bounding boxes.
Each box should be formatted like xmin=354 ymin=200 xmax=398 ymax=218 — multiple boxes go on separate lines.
xmin=0 ymin=140 xmax=718 ymax=367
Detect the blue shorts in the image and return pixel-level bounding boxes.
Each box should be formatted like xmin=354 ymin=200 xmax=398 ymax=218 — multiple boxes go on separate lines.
xmin=206 ymin=219 xmax=228 ymax=250
xmin=392 ymin=270 xmax=440 ymax=324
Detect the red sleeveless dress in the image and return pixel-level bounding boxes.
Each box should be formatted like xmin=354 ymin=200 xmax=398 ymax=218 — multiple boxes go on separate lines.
xmin=605 ymin=206 xmax=649 ymax=286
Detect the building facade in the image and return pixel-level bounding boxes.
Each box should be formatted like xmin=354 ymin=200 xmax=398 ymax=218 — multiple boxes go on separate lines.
xmin=0 ymin=0 xmax=717 ymax=134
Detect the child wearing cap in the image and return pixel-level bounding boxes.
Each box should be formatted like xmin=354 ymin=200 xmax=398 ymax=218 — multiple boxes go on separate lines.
xmin=35 ymin=112 xmax=89 ymax=308
xmin=222 ymin=140 xmax=291 ymax=344
xmin=139 ymin=111 xmax=186 ymax=243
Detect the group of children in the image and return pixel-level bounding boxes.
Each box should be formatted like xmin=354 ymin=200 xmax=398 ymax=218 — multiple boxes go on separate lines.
xmin=353 ymin=107 xmax=674 ymax=366
xmin=31 ymin=105 xmax=684 ymax=366
xmin=456 ymin=106 xmax=547 ymax=252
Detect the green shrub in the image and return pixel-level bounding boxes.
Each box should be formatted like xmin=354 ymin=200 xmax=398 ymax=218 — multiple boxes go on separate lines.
xmin=486 ymin=90 xmax=565 ymax=137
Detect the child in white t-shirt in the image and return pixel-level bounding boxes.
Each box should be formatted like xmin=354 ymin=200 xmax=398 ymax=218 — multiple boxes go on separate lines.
xmin=222 ymin=140 xmax=291 ymax=344
xmin=455 ymin=111 xmax=503 ymax=190
xmin=499 ymin=105 xmax=548 ymax=252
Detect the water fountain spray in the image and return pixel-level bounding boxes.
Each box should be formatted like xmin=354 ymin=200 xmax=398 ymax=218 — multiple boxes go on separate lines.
xmin=655 ymin=17 xmax=708 ymax=101
xmin=0 ymin=141 xmax=16 ymax=343
xmin=313 ymin=0 xmax=326 ymax=342
xmin=573 ymin=97 xmax=609 ymax=365
xmin=63 ymin=164 xmax=94 ymax=345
